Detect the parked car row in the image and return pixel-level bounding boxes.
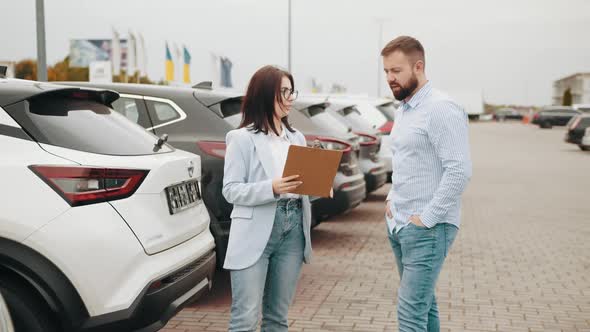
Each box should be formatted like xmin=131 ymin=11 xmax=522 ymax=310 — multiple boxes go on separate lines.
xmin=60 ymin=82 xmax=395 ymax=243
xmin=1 ymin=75 xmax=395 ymax=331
xmin=528 ymin=104 xmax=590 ymax=151
xmin=531 ymin=106 xmax=582 ymax=129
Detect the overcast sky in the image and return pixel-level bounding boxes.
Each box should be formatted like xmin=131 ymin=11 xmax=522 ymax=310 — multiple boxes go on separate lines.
xmin=3 ymin=0 xmax=590 ymax=105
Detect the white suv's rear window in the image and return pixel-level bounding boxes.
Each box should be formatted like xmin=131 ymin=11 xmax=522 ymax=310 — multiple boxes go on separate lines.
xmin=7 ymin=95 xmax=172 ymax=156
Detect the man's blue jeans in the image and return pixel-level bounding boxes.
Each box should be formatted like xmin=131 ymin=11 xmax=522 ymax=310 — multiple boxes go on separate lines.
xmin=228 ymin=199 xmax=305 ymax=332
xmin=388 ymin=222 xmax=458 ymax=332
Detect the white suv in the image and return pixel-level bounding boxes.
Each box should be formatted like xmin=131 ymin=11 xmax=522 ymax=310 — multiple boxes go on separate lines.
xmin=0 ymin=78 xmax=216 ymax=332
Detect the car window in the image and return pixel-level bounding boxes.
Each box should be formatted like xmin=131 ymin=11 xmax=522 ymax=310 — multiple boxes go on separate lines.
xmin=145 ymin=99 xmax=182 ymax=126
xmin=219 ymin=98 xmax=242 ymax=118
xmin=111 ymin=97 xmax=152 ymax=128
xmin=6 ymin=95 xmax=172 ymax=155
xmin=337 ymin=106 xmax=359 ymax=116
xmin=112 ymin=97 xmax=139 ymax=123
xmin=154 ymin=103 xmax=177 ymax=121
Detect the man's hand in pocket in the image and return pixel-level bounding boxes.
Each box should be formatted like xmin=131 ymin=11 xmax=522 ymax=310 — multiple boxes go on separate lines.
xmin=410 ymin=215 xmax=426 ymax=227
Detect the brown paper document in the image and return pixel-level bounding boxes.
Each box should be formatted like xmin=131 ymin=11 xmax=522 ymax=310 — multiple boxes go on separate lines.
xmin=281 ymin=145 xmax=343 ymax=197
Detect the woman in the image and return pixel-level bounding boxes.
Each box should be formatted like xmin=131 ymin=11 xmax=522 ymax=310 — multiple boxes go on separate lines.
xmin=222 ymin=65 xmax=311 ymax=332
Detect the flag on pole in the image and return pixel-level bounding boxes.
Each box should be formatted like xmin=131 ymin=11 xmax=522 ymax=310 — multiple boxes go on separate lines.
xmin=183 ymin=46 xmax=191 ymax=83
xmin=173 ymin=42 xmax=182 ymax=83
xmin=139 ymin=33 xmax=148 ymax=77
xmin=127 ymin=31 xmax=137 ymax=76
xmin=111 ymin=28 xmax=121 ymax=75
xmin=165 ymin=42 xmax=174 ymax=81
xmin=220 ymin=57 xmax=233 ymax=88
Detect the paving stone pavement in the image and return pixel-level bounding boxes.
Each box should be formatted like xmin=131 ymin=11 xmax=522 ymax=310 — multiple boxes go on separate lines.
xmin=162 ymin=123 xmax=590 ymax=332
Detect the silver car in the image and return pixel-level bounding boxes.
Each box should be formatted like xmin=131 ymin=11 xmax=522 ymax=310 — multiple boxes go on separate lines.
xmin=309 ymin=98 xmax=388 ymax=193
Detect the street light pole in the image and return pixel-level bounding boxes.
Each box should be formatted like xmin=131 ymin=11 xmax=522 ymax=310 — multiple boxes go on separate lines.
xmin=287 ymin=0 xmax=292 ymax=72
xmin=36 ymin=0 xmax=48 ymax=81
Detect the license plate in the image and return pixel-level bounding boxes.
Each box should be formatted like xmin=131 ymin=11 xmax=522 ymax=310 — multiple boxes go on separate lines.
xmin=165 ymin=180 xmax=201 ymax=215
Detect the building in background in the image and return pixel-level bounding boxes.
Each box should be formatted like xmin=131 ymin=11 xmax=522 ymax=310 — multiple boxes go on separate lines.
xmin=553 ymin=73 xmax=590 ymax=106
xmin=69 ymin=39 xmax=127 ymax=68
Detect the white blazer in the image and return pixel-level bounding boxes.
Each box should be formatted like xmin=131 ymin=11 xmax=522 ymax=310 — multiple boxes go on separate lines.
xmin=222 ymin=127 xmax=312 ymax=270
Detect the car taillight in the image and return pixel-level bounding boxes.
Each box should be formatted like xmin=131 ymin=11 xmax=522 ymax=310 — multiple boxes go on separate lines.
xmin=338 ymin=182 xmax=351 ymax=191
xmin=355 ymin=132 xmax=378 ymax=146
xmin=378 ymin=121 xmax=394 ymax=134
xmin=197 ymin=141 xmax=227 ymax=159
xmin=29 ymin=165 xmax=149 ymax=206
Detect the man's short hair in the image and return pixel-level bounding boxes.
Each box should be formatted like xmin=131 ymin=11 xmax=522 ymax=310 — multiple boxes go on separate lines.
xmin=381 ymin=36 xmax=425 ymax=65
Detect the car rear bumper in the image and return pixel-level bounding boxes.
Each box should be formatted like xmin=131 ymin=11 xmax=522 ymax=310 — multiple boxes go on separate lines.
xmin=365 ymin=168 xmax=387 ymax=193
xmin=81 ymin=250 xmax=216 ymax=332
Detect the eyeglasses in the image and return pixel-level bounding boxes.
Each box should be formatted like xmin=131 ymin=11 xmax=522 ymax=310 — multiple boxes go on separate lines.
xmin=280 ymin=88 xmax=298 ymax=100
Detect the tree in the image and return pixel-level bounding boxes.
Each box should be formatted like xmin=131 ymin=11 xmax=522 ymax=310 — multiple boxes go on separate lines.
xmin=563 ymin=88 xmax=572 ymax=106
xmin=47 ymin=57 xmax=69 ymax=81
xmin=15 ymin=59 xmax=37 ymax=80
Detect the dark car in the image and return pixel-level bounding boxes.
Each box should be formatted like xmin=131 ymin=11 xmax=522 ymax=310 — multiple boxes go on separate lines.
xmin=564 ymin=114 xmax=590 ymax=150
xmin=531 ymin=106 xmax=581 ymax=128
xmin=221 ymin=97 xmax=367 ymax=220
xmin=57 ymin=81 xmax=243 ymax=266
xmin=493 ymin=108 xmax=523 ymax=121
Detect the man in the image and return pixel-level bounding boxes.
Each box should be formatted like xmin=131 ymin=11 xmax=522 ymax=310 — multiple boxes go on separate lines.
xmin=382 ymin=36 xmax=472 ymax=331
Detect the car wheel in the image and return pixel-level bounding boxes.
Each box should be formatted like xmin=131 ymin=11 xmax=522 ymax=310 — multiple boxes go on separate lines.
xmin=0 ymin=276 xmax=58 ymax=332
xmin=540 ymin=121 xmax=552 ymax=129
xmin=579 ymin=145 xmax=590 ymax=151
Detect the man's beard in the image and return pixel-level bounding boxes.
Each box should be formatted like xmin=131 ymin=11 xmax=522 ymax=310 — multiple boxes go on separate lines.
xmin=390 ymin=75 xmax=418 ymax=101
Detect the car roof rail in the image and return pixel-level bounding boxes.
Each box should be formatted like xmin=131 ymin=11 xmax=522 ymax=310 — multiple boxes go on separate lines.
xmin=0 ymin=66 xmax=7 ymax=78
xmin=193 ymin=81 xmax=213 ymax=90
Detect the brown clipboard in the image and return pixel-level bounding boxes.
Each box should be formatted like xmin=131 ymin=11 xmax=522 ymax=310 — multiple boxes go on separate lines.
xmin=281 ymin=145 xmax=343 ymax=197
